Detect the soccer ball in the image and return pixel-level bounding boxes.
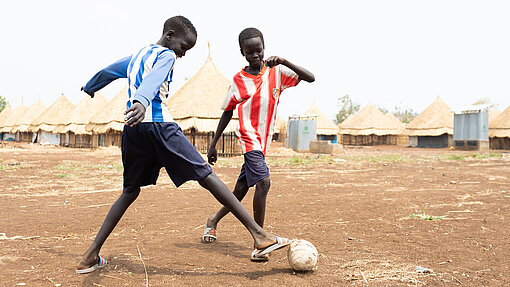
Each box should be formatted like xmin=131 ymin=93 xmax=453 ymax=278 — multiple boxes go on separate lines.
xmin=287 ymin=239 xmax=318 ymax=271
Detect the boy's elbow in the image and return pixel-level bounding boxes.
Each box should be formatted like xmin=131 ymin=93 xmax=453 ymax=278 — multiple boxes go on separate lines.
xmin=304 ymin=74 xmax=315 ymax=83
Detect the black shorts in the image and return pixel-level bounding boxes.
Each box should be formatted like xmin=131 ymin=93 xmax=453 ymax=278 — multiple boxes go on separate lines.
xmin=237 ymin=150 xmax=270 ymax=187
xmin=122 ymin=122 xmax=212 ymax=189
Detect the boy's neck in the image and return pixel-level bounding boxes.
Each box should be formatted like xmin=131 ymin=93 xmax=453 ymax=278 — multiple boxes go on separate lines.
xmin=244 ymin=61 xmax=264 ymax=76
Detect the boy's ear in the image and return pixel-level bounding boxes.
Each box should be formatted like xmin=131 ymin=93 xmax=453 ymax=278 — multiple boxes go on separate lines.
xmin=240 ymin=48 xmax=244 ymax=56
xmin=165 ymin=30 xmax=175 ymax=40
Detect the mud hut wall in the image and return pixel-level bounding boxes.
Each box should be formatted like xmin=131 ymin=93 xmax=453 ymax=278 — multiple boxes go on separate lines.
xmin=19 ymin=132 xmax=33 ymax=143
xmin=72 ymin=134 xmax=93 ymax=148
xmin=183 ymin=130 xmax=242 ymax=156
xmin=341 ymin=134 xmax=398 ymax=146
xmin=490 ymin=137 xmax=510 ymax=150
xmin=104 ymin=132 xmax=122 ymax=147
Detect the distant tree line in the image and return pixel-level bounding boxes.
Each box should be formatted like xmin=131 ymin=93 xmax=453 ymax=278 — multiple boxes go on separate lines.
xmin=0 ymin=94 xmax=8 ymax=113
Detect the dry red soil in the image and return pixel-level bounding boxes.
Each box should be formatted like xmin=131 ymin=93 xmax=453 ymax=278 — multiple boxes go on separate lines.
xmin=1 ymin=142 xmax=509 ymax=286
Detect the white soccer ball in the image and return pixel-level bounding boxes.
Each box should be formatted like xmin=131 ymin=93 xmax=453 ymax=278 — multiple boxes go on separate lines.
xmin=287 ymin=239 xmax=318 ymax=271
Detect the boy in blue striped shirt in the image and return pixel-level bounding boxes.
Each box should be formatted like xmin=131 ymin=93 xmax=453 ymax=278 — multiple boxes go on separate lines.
xmin=76 ymin=16 xmax=290 ymax=274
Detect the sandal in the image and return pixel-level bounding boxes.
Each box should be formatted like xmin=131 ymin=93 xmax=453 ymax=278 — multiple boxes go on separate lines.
xmin=201 ymin=219 xmax=217 ymax=243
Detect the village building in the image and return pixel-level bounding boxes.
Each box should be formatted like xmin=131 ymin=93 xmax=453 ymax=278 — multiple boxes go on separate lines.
xmin=404 ymin=97 xmax=453 ymax=148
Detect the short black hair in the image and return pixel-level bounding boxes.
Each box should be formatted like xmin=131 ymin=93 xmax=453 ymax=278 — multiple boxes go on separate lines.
xmin=163 ymin=16 xmax=197 ymax=37
xmin=238 ymin=27 xmax=264 ymax=49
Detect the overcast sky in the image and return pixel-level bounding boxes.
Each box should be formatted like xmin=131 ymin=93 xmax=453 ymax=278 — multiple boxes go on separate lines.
xmin=1 ymin=0 xmax=510 ymax=121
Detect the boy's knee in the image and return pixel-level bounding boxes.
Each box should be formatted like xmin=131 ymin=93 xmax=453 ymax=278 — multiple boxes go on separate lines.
xmin=122 ymin=186 xmax=141 ymax=201
xmin=256 ymin=177 xmax=270 ymax=192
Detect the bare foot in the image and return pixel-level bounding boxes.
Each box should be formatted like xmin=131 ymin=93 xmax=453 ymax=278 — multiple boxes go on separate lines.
xmin=76 ymin=253 xmax=99 ymax=270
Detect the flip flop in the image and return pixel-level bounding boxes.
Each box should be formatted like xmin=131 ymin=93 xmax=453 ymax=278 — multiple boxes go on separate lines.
xmin=76 ymin=255 xmax=108 ymax=274
xmin=252 ymin=236 xmax=292 ymax=258
xmin=250 ymin=249 xmax=269 ymax=262
xmin=201 ymin=220 xmax=217 ymax=243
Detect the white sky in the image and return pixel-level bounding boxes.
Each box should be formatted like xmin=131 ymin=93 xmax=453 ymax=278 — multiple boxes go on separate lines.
xmin=1 ymin=0 xmax=510 ymax=121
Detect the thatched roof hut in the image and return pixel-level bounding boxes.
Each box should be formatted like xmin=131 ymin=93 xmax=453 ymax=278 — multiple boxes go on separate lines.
xmin=54 ymin=93 xmax=108 ymax=134
xmin=86 ymin=88 xmax=127 ymax=133
xmin=1 ymin=102 xmax=28 ymax=133
xmin=304 ymin=103 xmax=338 ymax=135
xmin=12 ymin=100 xmax=47 ymax=133
xmin=489 ymin=105 xmax=510 ymax=138
xmin=166 ymin=56 xmax=238 ymax=132
xmin=404 ymin=97 xmax=453 ymax=136
xmin=28 ymin=95 xmax=75 ymax=132
xmin=338 ymin=103 xmax=403 ymax=136
xmin=0 ymin=106 xmax=13 ymax=130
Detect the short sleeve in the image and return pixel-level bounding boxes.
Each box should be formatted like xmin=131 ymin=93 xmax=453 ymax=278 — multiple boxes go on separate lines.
xmin=221 ymin=74 xmax=247 ymax=111
xmin=278 ymin=65 xmax=300 ymax=91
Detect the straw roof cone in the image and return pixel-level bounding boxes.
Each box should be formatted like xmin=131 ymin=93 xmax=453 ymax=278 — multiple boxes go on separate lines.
xmin=29 ymin=95 xmax=75 ymax=132
xmin=304 ymin=102 xmax=338 ymax=135
xmin=489 ymin=105 xmax=510 ymax=137
xmin=54 ymin=93 xmax=108 ymax=134
xmin=384 ymin=112 xmax=405 ymax=133
xmin=12 ymin=100 xmax=47 ymax=133
xmin=166 ymin=56 xmax=238 ymax=132
xmin=404 ymin=97 xmax=453 ymax=136
xmin=0 ymin=106 xmax=13 ymax=130
xmin=338 ymin=103 xmax=403 ymax=135
xmin=488 ymin=109 xmax=500 ymax=124
xmin=1 ymin=102 xmax=28 ymax=133
xmin=86 ymin=87 xmax=127 ymax=133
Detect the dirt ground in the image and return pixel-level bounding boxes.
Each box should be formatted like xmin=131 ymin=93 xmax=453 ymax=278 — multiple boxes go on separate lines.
xmin=1 ymin=141 xmax=509 ymax=286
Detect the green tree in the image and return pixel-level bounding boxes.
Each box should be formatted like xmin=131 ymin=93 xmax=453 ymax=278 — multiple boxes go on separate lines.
xmin=0 ymin=94 xmax=8 ymax=113
xmin=335 ymin=94 xmax=360 ymax=124
xmin=393 ymin=104 xmax=417 ymax=124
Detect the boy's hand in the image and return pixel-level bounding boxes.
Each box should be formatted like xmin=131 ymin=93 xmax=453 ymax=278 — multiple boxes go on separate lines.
xmin=207 ymin=146 xmax=218 ymax=165
xmin=265 ymin=56 xmax=285 ymax=68
xmin=124 ymin=102 xmax=146 ymax=127
xmin=81 ymin=86 xmax=95 ymax=98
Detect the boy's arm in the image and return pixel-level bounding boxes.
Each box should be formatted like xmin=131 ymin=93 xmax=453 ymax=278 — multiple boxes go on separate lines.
xmin=131 ymin=52 xmax=175 ymax=109
xmin=207 ymin=110 xmax=234 ymax=165
xmin=82 ymin=56 xmax=132 ymax=97
xmin=266 ymin=56 xmax=315 ymax=83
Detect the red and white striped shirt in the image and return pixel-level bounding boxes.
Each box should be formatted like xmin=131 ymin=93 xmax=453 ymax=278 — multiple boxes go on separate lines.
xmin=221 ymin=63 xmax=299 ymax=154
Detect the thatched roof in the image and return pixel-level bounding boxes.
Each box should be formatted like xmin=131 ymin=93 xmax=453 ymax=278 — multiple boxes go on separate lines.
xmin=338 ymin=103 xmax=403 ymax=135
xmin=1 ymin=102 xmax=28 ymax=133
xmin=384 ymin=112 xmax=405 ymax=134
xmin=489 ymin=105 xmax=510 ymax=137
xmin=29 ymin=95 xmax=75 ymax=132
xmin=0 ymin=106 xmax=13 ymax=129
xmin=54 ymin=93 xmax=108 ymax=134
xmin=404 ymin=97 xmax=453 ymax=136
xmin=12 ymin=100 xmax=47 ymax=133
xmin=86 ymin=87 xmax=127 ymax=133
xmin=304 ymin=103 xmax=338 ymax=135
xmin=166 ymin=56 xmax=238 ymax=132
xmin=489 ymin=109 xmax=500 ymax=123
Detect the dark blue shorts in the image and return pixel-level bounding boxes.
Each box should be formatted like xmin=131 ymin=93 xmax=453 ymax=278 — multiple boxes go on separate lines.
xmin=237 ymin=150 xmax=270 ymax=187
xmin=122 ymin=122 xmax=212 ymax=189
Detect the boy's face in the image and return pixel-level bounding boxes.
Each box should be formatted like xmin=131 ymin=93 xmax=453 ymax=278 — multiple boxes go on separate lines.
xmin=241 ymin=37 xmax=264 ymax=68
xmin=165 ymin=31 xmax=197 ymax=58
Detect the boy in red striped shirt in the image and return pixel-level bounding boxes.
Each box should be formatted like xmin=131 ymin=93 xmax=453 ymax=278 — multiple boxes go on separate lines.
xmin=203 ymin=27 xmax=315 ymax=261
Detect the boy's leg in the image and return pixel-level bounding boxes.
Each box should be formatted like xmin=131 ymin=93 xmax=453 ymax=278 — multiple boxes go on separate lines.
xmin=206 ymin=178 xmax=249 ymax=230
xmin=252 ymin=177 xmax=270 ymax=228
xmin=76 ymin=186 xmax=140 ymax=270
xmin=198 ymin=173 xmax=277 ymax=249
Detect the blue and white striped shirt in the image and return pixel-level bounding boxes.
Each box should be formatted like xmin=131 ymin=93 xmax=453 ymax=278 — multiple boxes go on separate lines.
xmin=83 ymin=44 xmax=176 ymax=122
